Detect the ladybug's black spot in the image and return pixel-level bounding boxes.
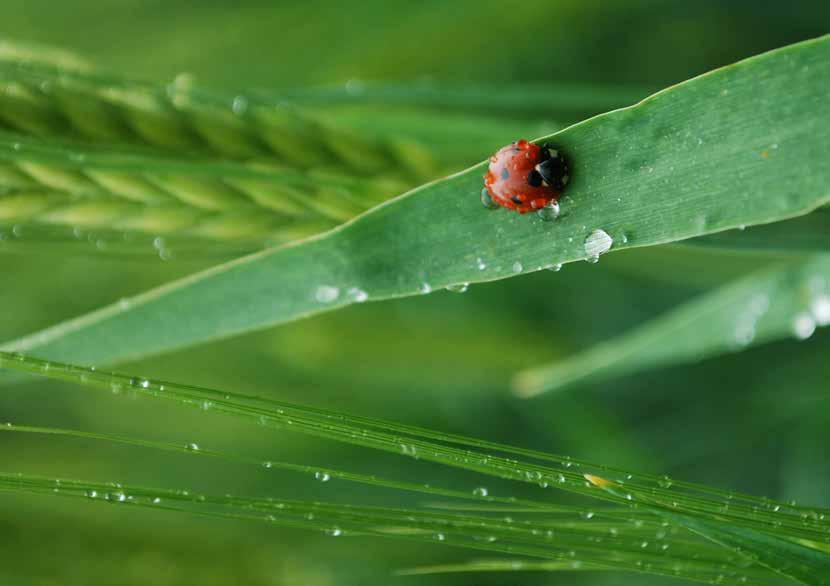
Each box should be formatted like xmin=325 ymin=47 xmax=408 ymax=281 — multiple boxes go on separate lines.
xmin=511 ymin=195 xmax=523 ymax=204
xmin=501 ymin=168 xmax=510 ymax=180
xmin=527 ymin=170 xmax=543 ymax=187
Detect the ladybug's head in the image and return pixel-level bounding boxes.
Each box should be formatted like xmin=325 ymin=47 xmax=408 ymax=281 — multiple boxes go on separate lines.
xmin=531 ymin=144 xmax=570 ymax=191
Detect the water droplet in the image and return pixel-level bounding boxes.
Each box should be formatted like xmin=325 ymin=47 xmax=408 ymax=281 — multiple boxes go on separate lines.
xmin=262 ymin=461 xmax=273 ymax=469
xmin=419 ymin=282 xmax=432 ymax=294
xmin=480 ymin=188 xmax=499 ymax=210
xmin=86 ymin=490 xmax=98 ymax=499
xmin=314 ymin=471 xmax=331 ymax=482
xmin=584 ymin=229 xmax=613 ymax=262
xmin=472 ymin=487 xmax=488 ymax=497
xmin=536 ymin=201 xmax=560 ymax=221
xmin=810 ymin=294 xmax=830 ymax=326
xmin=445 ymin=282 xmax=469 ymax=293
xmin=658 ymin=475 xmax=673 ymax=488
xmin=152 ymin=236 xmax=165 ymax=250
xmin=344 ymin=78 xmax=365 ymax=96
xmin=231 ymin=95 xmax=249 ymax=116
xmin=400 ymin=444 xmax=418 ymax=457
xmin=346 ymin=287 xmax=368 ymax=303
xmin=547 ymin=263 xmax=563 ymax=272
xmin=473 ymin=535 xmax=497 ymax=543
xmin=152 ymin=497 xmax=162 ymax=504
xmin=792 ymin=312 xmax=816 ymax=340
xmin=512 ymin=261 xmax=523 ymax=274
xmin=185 ymin=442 xmax=200 ymax=451
xmin=326 ymin=527 xmax=342 ymax=537
xmin=433 ymin=533 xmax=446 ymax=541
xmin=476 ymin=257 xmax=487 ymax=271
xmin=580 ymin=511 xmax=595 ymax=520
xmin=314 ymin=285 xmax=340 ymax=303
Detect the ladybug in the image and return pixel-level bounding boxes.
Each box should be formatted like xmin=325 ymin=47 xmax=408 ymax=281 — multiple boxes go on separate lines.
xmin=482 ymin=140 xmax=569 ymax=216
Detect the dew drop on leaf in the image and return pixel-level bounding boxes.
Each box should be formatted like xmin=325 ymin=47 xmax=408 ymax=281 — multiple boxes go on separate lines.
xmin=584 ymin=229 xmax=613 ymax=262
xmin=445 ymin=282 xmax=469 ymax=293
xmin=472 ymin=487 xmax=488 ymax=497
xmin=314 ymin=471 xmax=331 ymax=482
xmin=231 ymin=95 xmax=249 ymax=115
xmin=810 ymin=294 xmax=830 ymax=326
xmin=315 ymin=285 xmax=340 ymax=303
xmin=536 ymin=201 xmax=560 ymax=221
xmin=480 ymin=188 xmax=499 ymax=210
xmin=792 ymin=312 xmax=816 ymax=340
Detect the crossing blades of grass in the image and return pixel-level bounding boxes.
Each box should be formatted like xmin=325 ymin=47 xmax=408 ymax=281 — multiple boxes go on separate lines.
xmin=513 ymin=254 xmax=830 ymax=397
xmin=2 ymin=35 xmax=829 ymax=370
xmin=1 ymin=351 xmax=828 ymax=584
xmin=0 ymin=470 xmax=785 ymax=585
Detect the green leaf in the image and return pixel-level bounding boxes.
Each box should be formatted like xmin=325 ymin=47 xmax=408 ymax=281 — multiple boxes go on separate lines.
xmin=2 ymin=36 xmax=830 ymax=368
xmin=681 ymin=209 xmax=830 ymax=254
xmin=513 ymin=255 xmax=830 ymax=397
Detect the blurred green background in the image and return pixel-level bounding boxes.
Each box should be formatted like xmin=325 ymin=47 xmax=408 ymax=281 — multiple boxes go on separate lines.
xmin=1 ymin=1 xmax=829 ymax=585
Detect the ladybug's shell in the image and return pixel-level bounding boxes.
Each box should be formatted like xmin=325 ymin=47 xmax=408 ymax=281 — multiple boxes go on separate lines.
xmin=484 ymin=140 xmax=560 ymax=213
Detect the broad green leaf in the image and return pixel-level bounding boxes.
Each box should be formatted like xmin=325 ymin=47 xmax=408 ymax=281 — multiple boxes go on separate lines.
xmin=2 ymin=36 xmax=830 ymax=368
xmin=513 ymin=255 xmax=830 ymax=397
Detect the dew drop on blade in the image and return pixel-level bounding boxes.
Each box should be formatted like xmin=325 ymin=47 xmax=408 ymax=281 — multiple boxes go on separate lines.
xmin=481 ymin=188 xmax=499 ymax=210
xmin=584 ymin=229 xmax=613 ymax=262
xmin=536 ymin=201 xmax=560 ymax=222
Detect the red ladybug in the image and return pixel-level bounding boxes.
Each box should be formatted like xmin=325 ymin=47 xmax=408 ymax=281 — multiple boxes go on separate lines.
xmin=482 ymin=140 xmax=569 ymax=215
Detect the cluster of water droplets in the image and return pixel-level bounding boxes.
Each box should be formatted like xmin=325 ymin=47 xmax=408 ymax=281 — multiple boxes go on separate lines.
xmin=313 ymin=285 xmax=369 ymax=304
xmin=791 ymin=275 xmax=830 ymax=341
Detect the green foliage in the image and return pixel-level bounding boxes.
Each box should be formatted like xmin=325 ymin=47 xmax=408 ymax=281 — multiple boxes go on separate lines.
xmin=2 ymin=351 xmax=829 ymax=584
xmin=3 ymin=35 xmax=829 ymax=370
xmin=1 ymin=3 xmax=830 ymax=586
xmin=515 ymin=255 xmax=830 ymax=396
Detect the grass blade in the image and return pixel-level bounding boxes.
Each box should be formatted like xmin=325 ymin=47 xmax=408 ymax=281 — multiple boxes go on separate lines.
xmin=1 ymin=349 xmax=828 ymax=584
xmin=513 ymin=255 xmax=830 ymax=397
xmin=0 ymin=470 xmax=786 ymax=585
xmin=2 ymin=36 xmax=830 ymax=379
